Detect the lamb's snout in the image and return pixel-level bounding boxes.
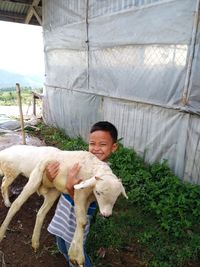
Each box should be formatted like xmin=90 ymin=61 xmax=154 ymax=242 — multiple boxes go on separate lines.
xmin=100 ymin=211 xmax=112 ymax=218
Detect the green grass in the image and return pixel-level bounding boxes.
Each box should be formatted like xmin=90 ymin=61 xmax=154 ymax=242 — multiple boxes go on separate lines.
xmin=26 ymin=122 xmax=200 ymax=267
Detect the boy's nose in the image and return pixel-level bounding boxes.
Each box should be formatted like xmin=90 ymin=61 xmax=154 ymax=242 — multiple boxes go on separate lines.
xmin=93 ymin=146 xmax=100 ymax=151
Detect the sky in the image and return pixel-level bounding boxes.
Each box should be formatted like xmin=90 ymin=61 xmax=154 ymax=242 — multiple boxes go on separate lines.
xmin=0 ymin=21 xmax=44 ymax=75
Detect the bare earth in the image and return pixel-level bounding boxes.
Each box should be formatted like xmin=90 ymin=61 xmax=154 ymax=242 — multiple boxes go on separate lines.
xmin=0 ymin=176 xmax=67 ymax=267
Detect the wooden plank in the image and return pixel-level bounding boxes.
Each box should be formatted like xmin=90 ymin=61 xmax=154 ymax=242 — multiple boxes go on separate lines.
xmin=32 ymin=6 xmax=42 ymax=25
xmin=24 ymin=0 xmax=41 ymax=24
xmin=0 ymin=10 xmax=39 ymax=25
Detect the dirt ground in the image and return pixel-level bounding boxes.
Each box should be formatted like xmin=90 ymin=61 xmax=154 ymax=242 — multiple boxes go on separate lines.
xmin=0 ymin=176 xmax=67 ymax=267
xmin=0 ymin=175 xmax=144 ymax=267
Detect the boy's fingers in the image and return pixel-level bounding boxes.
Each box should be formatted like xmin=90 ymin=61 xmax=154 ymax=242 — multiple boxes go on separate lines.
xmin=51 ymin=169 xmax=59 ymax=175
xmin=46 ymin=161 xmax=60 ymax=182
xmin=51 ymin=162 xmax=60 ymax=168
xmin=70 ymin=163 xmax=81 ymax=173
xmin=75 ymin=164 xmax=81 ymax=172
xmin=73 ymin=162 xmax=80 ymax=169
xmin=47 ymin=161 xmax=59 ymax=169
xmin=77 ymin=178 xmax=83 ymax=183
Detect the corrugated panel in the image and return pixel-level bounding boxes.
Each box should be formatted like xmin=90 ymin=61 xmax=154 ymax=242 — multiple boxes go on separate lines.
xmin=0 ymin=1 xmax=42 ymax=25
xmin=43 ymin=86 xmax=102 ymax=139
xmin=43 ymin=0 xmax=86 ymax=30
xmin=0 ymin=1 xmax=28 ymax=15
xmin=89 ymin=0 xmax=165 ymax=18
xmin=102 ymin=97 xmax=189 ymax=179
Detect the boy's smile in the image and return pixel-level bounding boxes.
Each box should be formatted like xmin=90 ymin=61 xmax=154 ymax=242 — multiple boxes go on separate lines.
xmin=88 ymin=130 xmax=118 ymax=162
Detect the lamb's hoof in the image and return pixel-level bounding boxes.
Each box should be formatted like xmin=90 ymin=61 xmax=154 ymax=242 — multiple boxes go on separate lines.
xmin=69 ymin=255 xmax=85 ymax=266
xmin=4 ymin=200 xmax=11 ymax=208
xmin=70 ymin=259 xmax=85 ymax=267
xmin=32 ymin=240 xmax=39 ymax=252
xmin=68 ymin=244 xmax=85 ymax=266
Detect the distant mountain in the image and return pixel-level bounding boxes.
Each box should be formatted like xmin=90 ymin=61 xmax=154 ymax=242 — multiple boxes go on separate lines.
xmin=0 ymin=69 xmax=44 ymax=89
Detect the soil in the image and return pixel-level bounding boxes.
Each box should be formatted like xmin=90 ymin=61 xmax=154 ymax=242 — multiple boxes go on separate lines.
xmin=0 ymin=175 xmax=143 ymax=267
xmin=0 ymin=176 xmax=66 ymax=267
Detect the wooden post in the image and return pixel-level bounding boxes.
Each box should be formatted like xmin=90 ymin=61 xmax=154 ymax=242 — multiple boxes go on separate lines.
xmin=32 ymin=91 xmax=43 ymax=116
xmin=32 ymin=92 xmax=36 ymax=116
xmin=16 ymin=83 xmax=26 ymax=145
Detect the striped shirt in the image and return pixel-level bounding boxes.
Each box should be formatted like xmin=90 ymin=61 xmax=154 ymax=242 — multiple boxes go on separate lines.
xmin=48 ymin=193 xmax=96 ymax=245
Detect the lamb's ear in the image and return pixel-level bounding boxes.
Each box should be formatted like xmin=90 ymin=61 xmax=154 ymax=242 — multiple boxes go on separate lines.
xmin=121 ymin=184 xmax=128 ymax=199
xmin=74 ymin=176 xmax=97 ymax=190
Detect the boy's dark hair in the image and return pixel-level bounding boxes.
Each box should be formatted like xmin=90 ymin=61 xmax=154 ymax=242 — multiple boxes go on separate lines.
xmin=90 ymin=121 xmax=118 ymax=143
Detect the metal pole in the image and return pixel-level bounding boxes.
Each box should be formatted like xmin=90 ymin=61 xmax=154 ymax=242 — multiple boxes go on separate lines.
xmin=16 ymin=83 xmax=26 ymax=145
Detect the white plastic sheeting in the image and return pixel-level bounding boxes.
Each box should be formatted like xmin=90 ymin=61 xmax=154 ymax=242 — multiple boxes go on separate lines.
xmin=88 ymin=45 xmax=187 ymax=107
xmin=43 ymin=86 xmax=102 ymax=138
xmin=88 ymin=0 xmax=194 ymax=46
xmin=43 ymin=0 xmax=200 ymax=184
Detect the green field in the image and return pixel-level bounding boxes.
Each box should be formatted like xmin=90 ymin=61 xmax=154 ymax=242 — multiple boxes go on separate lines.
xmin=0 ymin=87 xmax=42 ymax=106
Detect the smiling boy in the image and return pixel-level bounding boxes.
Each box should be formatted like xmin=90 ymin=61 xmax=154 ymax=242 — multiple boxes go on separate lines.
xmin=47 ymin=121 xmax=118 ymax=267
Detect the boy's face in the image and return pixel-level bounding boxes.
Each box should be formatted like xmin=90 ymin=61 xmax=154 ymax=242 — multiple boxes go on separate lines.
xmin=88 ymin=130 xmax=118 ymax=162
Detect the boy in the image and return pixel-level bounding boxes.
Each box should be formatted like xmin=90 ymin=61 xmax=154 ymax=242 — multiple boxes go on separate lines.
xmin=46 ymin=121 xmax=118 ymax=267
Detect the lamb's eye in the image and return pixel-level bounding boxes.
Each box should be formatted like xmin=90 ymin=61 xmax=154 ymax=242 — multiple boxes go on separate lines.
xmin=95 ymin=190 xmax=101 ymax=196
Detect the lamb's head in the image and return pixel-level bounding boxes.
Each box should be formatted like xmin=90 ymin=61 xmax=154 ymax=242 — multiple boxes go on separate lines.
xmin=74 ymin=175 xmax=128 ymax=217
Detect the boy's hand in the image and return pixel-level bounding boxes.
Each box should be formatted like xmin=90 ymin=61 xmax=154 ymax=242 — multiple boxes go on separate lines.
xmin=46 ymin=161 xmax=60 ymax=182
xmin=66 ymin=163 xmax=82 ymax=198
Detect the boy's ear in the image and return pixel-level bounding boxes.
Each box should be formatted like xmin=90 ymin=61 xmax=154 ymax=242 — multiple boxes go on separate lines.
xmin=112 ymin=143 xmax=118 ymax=153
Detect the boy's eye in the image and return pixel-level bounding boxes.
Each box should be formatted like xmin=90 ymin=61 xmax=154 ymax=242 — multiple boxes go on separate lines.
xmin=89 ymin=143 xmax=95 ymax=146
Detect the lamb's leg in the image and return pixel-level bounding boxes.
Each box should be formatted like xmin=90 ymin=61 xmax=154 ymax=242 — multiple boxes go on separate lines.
xmin=68 ymin=190 xmax=89 ymax=267
xmin=32 ymin=188 xmax=60 ymax=251
xmin=0 ymin=167 xmax=43 ymax=241
xmin=1 ymin=165 xmax=20 ymax=207
xmin=1 ymin=176 xmax=13 ymax=207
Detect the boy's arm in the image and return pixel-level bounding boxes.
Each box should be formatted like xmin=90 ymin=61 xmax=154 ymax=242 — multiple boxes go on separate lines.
xmin=66 ymin=163 xmax=82 ymax=199
xmin=46 ymin=162 xmax=82 ymax=199
xmin=46 ymin=162 xmax=60 ymax=182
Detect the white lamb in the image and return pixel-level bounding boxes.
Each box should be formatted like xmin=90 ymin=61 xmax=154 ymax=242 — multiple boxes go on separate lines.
xmin=0 ymin=145 xmax=127 ymax=267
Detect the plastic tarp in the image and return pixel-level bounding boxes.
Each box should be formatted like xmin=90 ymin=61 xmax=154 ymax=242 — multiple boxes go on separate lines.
xmin=42 ymin=0 xmax=200 ymax=184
